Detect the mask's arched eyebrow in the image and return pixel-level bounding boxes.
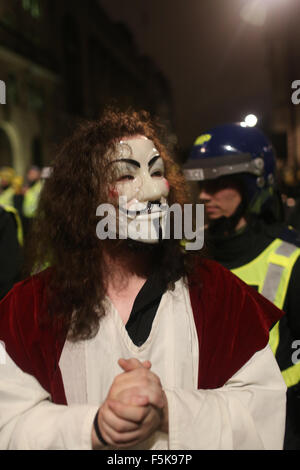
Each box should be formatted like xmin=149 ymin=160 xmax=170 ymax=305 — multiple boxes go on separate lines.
xmin=109 ymin=158 xmax=140 ymax=168
xmin=148 ymin=155 xmax=161 ymax=168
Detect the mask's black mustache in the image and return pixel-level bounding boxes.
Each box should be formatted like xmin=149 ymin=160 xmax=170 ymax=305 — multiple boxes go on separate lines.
xmin=147 ymin=200 xmax=161 ymax=214
xmin=120 ymin=201 xmax=162 ymax=216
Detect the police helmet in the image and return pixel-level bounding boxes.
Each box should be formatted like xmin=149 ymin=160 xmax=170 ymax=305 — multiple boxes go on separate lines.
xmin=183 ymin=123 xmax=277 ymax=216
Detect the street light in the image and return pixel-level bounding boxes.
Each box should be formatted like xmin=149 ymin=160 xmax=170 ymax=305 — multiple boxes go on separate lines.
xmin=244 ymin=114 xmax=258 ymax=127
xmin=240 ymin=0 xmax=267 ymax=27
xmin=240 ymin=0 xmax=290 ymax=27
xmin=240 ymin=114 xmax=258 ymax=127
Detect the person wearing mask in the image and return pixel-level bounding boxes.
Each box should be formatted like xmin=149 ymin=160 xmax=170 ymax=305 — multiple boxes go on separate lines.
xmin=0 ymin=110 xmax=286 ymax=450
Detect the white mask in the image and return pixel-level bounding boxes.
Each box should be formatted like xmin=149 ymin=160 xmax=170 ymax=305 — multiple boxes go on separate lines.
xmin=108 ymin=136 xmax=170 ymax=243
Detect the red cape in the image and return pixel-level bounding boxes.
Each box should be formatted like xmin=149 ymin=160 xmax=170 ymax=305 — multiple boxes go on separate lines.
xmin=0 ymin=259 xmax=284 ymax=404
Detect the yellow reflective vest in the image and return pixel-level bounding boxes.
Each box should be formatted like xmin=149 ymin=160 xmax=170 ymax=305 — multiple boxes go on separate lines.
xmin=0 ymin=187 xmax=14 ymax=207
xmin=0 ymin=204 xmax=23 ymax=246
xmin=231 ymin=238 xmax=300 ymax=388
xmin=23 ymin=180 xmax=43 ymax=218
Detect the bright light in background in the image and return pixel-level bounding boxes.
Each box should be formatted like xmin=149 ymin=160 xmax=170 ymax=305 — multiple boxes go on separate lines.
xmin=240 ymin=0 xmax=267 ymax=27
xmin=244 ymin=114 xmax=258 ymax=127
xmin=240 ymin=0 xmax=291 ymax=27
xmin=240 ymin=114 xmax=258 ymax=127
xmin=224 ymin=145 xmax=236 ymax=152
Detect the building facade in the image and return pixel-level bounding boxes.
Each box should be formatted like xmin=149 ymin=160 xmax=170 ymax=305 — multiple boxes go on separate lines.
xmin=0 ymin=0 xmax=174 ymax=176
xmin=265 ymin=0 xmax=300 ymax=188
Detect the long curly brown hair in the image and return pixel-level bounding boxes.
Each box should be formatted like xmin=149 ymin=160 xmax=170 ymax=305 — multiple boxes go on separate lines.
xmin=25 ymin=108 xmax=204 ymax=341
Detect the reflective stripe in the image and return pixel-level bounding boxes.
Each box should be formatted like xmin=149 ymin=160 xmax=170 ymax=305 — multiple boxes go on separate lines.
xmin=261 ymin=263 xmax=283 ymax=303
xmin=275 ymin=241 xmax=298 ymax=257
xmin=261 ymin=241 xmax=300 ymax=310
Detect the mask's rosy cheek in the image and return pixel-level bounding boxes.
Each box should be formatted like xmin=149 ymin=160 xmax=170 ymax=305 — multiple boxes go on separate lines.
xmin=163 ymin=178 xmax=170 ymax=195
xmin=108 ymin=186 xmax=119 ymax=200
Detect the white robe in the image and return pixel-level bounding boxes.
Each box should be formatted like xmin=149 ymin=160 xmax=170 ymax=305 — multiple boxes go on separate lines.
xmin=0 ymin=279 xmax=286 ymax=450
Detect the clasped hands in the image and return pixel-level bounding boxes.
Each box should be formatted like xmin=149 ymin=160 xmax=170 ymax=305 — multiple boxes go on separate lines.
xmin=92 ymin=358 xmax=168 ymax=449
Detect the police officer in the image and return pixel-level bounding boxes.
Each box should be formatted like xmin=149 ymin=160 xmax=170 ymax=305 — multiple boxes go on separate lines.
xmin=23 ymin=166 xmax=42 ymax=219
xmin=183 ymin=123 xmax=300 ymax=450
xmin=0 ymin=167 xmax=15 ymax=207
xmin=0 ymin=204 xmax=23 ymax=300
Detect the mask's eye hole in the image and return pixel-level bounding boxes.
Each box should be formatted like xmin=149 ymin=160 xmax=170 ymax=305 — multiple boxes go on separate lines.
xmin=151 ymin=170 xmax=163 ymax=177
xmin=117 ymin=175 xmax=135 ymax=182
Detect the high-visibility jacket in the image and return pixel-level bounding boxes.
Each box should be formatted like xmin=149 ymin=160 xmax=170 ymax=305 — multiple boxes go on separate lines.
xmin=1 ymin=204 xmax=23 ymax=247
xmin=23 ymin=180 xmax=43 ymax=218
xmin=0 ymin=187 xmax=14 ymax=207
xmin=231 ymin=238 xmax=300 ymax=388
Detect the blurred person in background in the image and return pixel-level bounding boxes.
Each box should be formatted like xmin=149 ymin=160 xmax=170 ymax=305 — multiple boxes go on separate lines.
xmin=22 ymin=165 xmax=42 ymax=219
xmin=0 ymin=167 xmax=24 ymax=298
xmin=0 ymin=167 xmax=15 ymax=206
xmin=283 ymin=168 xmax=300 ymax=232
xmin=0 ymin=203 xmax=23 ymax=300
xmin=22 ymin=165 xmax=43 ymax=238
xmin=11 ymin=175 xmax=25 ymax=221
xmin=183 ymin=123 xmax=300 ymax=449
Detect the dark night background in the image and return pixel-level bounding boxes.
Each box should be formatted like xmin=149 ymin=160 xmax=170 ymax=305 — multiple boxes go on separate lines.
xmin=1 ymin=0 xmax=300 ymax=189
xmin=1 ymin=1 xmax=300 ymax=455
xmin=100 ymin=0 xmax=273 ymax=148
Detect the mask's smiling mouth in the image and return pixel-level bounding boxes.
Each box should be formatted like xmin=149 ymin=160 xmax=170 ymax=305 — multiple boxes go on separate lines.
xmin=119 ymin=199 xmax=167 ymax=219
